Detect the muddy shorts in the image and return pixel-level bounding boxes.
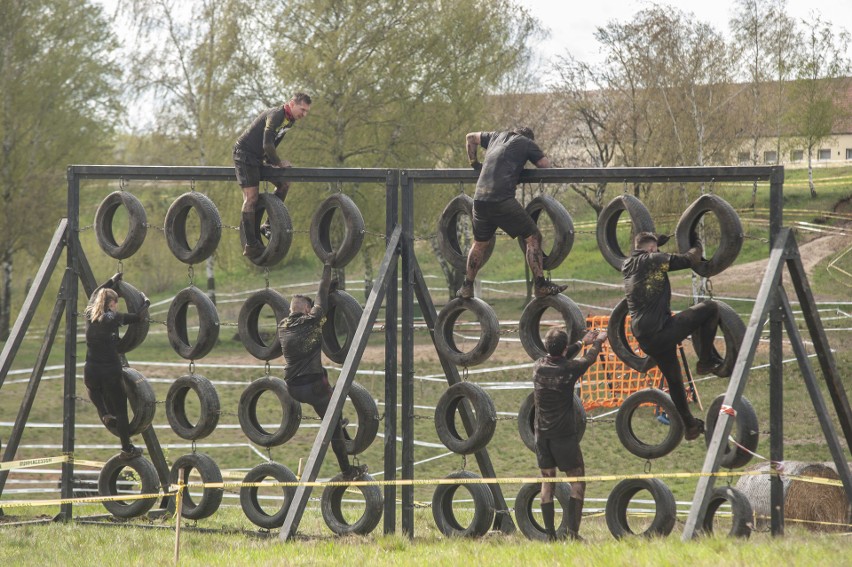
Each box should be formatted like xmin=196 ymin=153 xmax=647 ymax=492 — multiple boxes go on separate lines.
xmin=472 ymin=197 xmax=539 ymax=241
xmin=536 ymin=434 xmax=583 ymax=472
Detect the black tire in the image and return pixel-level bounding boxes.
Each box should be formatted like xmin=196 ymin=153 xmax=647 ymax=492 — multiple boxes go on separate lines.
xmin=114 ymin=280 xmax=150 ymax=354
xmin=321 ymin=290 xmax=363 ymax=364
xmin=517 ymin=194 xmax=574 ymax=271
xmin=615 ymin=389 xmax=684 ymax=459
xmin=518 ymin=294 xmax=586 ymax=361
xmin=238 ymin=377 xmax=301 ymax=447
xmin=164 ymin=192 xmax=222 ymax=265
xmin=517 ymin=392 xmax=586 ymax=453
xmin=597 ymin=195 xmax=656 ymax=272
xmin=704 ymin=395 xmax=759 ymax=469
xmin=309 ymin=193 xmax=365 ymax=269
xmin=321 ymin=471 xmax=383 ymax=535
xmin=514 ymin=481 xmax=574 ymax=541
xmin=344 ymin=381 xmax=380 ymax=455
xmin=436 ymin=194 xmax=495 ymax=271
xmin=239 ymin=462 xmax=298 ymax=529
xmin=675 ymin=194 xmax=743 ymax=278
xmin=605 ymin=478 xmax=677 ymax=539
xmin=238 ymin=289 xmax=289 ymax=361
xmin=240 ymin=192 xmax=294 ymax=267
xmin=169 ymin=452 xmax=223 ymax=520
xmin=607 ymin=298 xmax=656 ymax=372
xmin=98 ymin=454 xmax=159 ymax=518
xmin=431 ymin=470 xmax=495 ymax=538
xmin=434 ymin=382 xmax=497 ymax=455
xmin=94 ymin=191 xmax=148 ymax=260
xmin=692 ymin=300 xmax=744 ymax=379
xmin=167 ymin=286 xmax=220 ymax=360
xmin=165 ymin=374 xmax=220 ymax=441
xmin=434 ymin=298 xmax=500 ymax=367
xmin=105 ymin=368 xmax=156 ymax=438
xmin=703 ymin=486 xmax=753 ymax=538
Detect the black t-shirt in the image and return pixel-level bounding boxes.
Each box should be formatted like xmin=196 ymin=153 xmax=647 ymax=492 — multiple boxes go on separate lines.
xmin=278 ymin=306 xmax=326 ymax=383
xmin=234 ymin=105 xmax=295 ymax=165
xmin=622 ymin=250 xmax=693 ymax=339
xmin=85 ymin=311 xmax=140 ymax=366
xmin=533 ymin=342 xmax=601 ymax=439
xmin=474 ymin=131 xmax=546 ymax=202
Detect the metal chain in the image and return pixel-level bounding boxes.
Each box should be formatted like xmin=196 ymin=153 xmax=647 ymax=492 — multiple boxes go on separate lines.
xmin=119 ymin=177 xmax=128 ymax=191
xmin=264 ymin=267 xmax=270 ymax=289
xmin=188 ymin=266 xmax=195 ymax=286
xmin=144 ymin=223 xmax=166 ymax=232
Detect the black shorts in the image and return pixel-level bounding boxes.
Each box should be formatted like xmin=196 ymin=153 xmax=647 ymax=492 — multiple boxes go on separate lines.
xmin=536 ymin=434 xmax=583 ymax=472
xmin=472 ymin=198 xmax=539 ymax=241
xmin=233 ymin=147 xmax=262 ymax=188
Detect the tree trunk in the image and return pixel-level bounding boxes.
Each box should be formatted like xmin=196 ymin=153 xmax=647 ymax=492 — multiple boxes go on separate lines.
xmin=807 ymin=149 xmax=817 ymax=198
xmin=0 ymin=250 xmax=11 ymax=341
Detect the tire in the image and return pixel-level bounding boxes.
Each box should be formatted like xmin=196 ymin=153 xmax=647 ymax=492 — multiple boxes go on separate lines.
xmin=692 ymin=300 xmax=744 ymax=379
xmin=344 ymin=381 xmax=380 ymax=455
xmin=436 ymin=194 xmax=495 ymax=272
xmin=167 ymin=286 xmax=220 ymax=360
xmin=597 ymin=195 xmax=656 ymax=272
xmin=238 ymin=289 xmax=289 ymax=361
xmin=703 ymin=486 xmax=753 ymax=538
xmin=518 ymin=294 xmax=586 ymax=361
xmin=164 ymin=192 xmax=222 ymax=265
xmin=675 ymin=194 xmax=743 ymax=277
xmin=517 ymin=194 xmax=574 ymax=271
xmin=240 ymin=192 xmax=293 ymax=267
xmin=517 ymin=392 xmax=586 ymax=453
xmin=98 ymin=454 xmax=159 ymax=518
xmin=165 ymin=374 xmax=220 ymax=441
xmin=434 ymin=298 xmax=500 ymax=367
xmin=434 ymin=382 xmax=497 ymax=455
xmin=240 ymin=462 xmax=298 ymax=529
xmin=321 ymin=472 xmax=383 ymax=535
xmin=309 ymin=193 xmax=365 ymax=269
xmin=321 ymin=290 xmax=363 ymax=364
xmin=431 ymin=470 xmax=495 ymax=538
xmin=615 ymin=389 xmax=684 ymax=459
xmin=169 ymin=452 xmax=223 ymax=520
xmin=607 ymin=299 xmax=656 ymax=372
xmin=605 ymin=478 xmax=677 ymax=539
xmin=114 ymin=280 xmax=150 ymax=354
xmin=704 ymin=395 xmax=759 ymax=469
xmin=105 ymin=368 xmax=156 ymax=438
xmin=238 ymin=377 xmax=301 ymax=448
xmin=514 ymin=481 xmax=574 ymax=541
xmin=94 ymin=191 xmax=148 ymax=260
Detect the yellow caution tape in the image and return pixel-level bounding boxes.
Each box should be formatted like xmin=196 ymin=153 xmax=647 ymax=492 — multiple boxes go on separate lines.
xmin=0 ymin=491 xmax=172 ymax=510
xmin=0 ymin=455 xmax=69 ymax=471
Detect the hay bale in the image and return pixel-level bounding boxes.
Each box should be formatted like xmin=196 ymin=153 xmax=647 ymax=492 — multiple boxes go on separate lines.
xmin=735 ymin=461 xmax=810 ymax=529
xmin=786 ymin=463 xmax=851 ymax=532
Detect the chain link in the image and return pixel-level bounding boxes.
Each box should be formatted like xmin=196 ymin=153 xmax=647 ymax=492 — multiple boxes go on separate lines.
xmin=144 ymin=222 xmax=166 ymax=232
xmin=78 ymin=224 xmax=94 ymax=232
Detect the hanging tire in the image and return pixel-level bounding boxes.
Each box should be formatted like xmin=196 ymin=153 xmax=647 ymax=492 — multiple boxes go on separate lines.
xmin=703 ymin=486 xmax=753 ymax=538
xmin=605 ymin=478 xmax=677 ymax=539
xmin=692 ymin=300 xmax=744 ymax=379
xmin=105 ymin=368 xmax=156 ymax=438
xmin=514 ymin=481 xmax=575 ymax=541
xmin=169 ymin=452 xmax=223 ymax=520
xmin=321 ymin=290 xmax=363 ymax=364
xmin=344 ymin=381 xmax=380 ymax=455
xmin=240 ymin=192 xmax=293 ymax=267
xmin=518 ymin=294 xmax=586 ymax=361
xmin=675 ymin=194 xmax=743 ymax=277
xmin=704 ymin=395 xmax=759 ymax=469
xmin=517 ymin=392 xmax=586 ymax=453
xmin=114 ymin=280 xmax=150 ymax=354
xmin=167 ymin=286 xmax=220 ymax=360
xmin=238 ymin=377 xmax=301 ymax=447
xmin=597 ymin=195 xmax=656 ymax=272
xmin=516 ymin=194 xmax=574 ymax=271
xmin=436 ymin=194 xmax=495 ymax=271
xmin=434 ymin=298 xmax=500 ymax=367
xmin=431 ymin=470 xmax=495 ymax=538
xmin=615 ymin=389 xmax=684 ymax=459
xmin=164 ymin=192 xmax=222 ymax=265
xmin=310 ymin=193 xmax=365 ymax=269
xmin=607 ymin=299 xmax=656 ymax=372
xmin=94 ymin=191 xmax=148 ymax=260
xmin=434 ymin=382 xmax=497 ymax=455
xmin=239 ymin=462 xmax=298 ymax=529
xmin=321 ymin=471 xmax=383 ymax=535
xmin=98 ymin=454 xmax=159 ymax=518
xmin=238 ymin=289 xmax=289 ymax=361
xmin=165 ymin=374 xmax=220 ymax=441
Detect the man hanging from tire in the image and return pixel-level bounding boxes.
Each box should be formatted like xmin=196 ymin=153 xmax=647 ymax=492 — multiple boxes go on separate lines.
xmin=535 ymin=327 xmax=608 ymax=541
xmin=622 ymin=231 xmax=724 ymax=441
xmin=233 ymin=92 xmax=311 ymax=258
xmin=458 ymin=127 xmax=567 ymax=299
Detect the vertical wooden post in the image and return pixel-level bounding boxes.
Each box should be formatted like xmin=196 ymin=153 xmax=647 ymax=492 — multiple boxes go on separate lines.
xmin=174 ymin=468 xmax=184 ymax=566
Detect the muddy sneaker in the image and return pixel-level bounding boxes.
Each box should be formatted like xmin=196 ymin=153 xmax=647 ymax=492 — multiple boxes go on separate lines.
xmin=119 ymin=445 xmax=144 ymax=460
xmin=456 ymin=279 xmax=474 ymax=300
xmin=260 ymin=222 xmax=272 ymax=239
xmin=684 ymin=418 xmax=705 ymax=441
xmin=534 ymin=280 xmax=568 ymax=298
xmin=696 ymin=355 xmax=725 ymax=376
xmin=342 ymin=464 xmax=369 ymax=480
xmin=101 ymin=414 xmax=117 ymax=428
xmin=243 ymin=242 xmax=264 ymax=258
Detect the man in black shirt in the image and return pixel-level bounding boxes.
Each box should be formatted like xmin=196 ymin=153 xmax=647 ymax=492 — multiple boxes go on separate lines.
xmin=535 ymin=327 xmax=607 ymax=541
xmin=458 ymin=127 xmax=568 ymax=300
xmin=622 ymin=231 xmax=724 ymax=441
xmin=234 ymin=93 xmax=311 ymax=258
